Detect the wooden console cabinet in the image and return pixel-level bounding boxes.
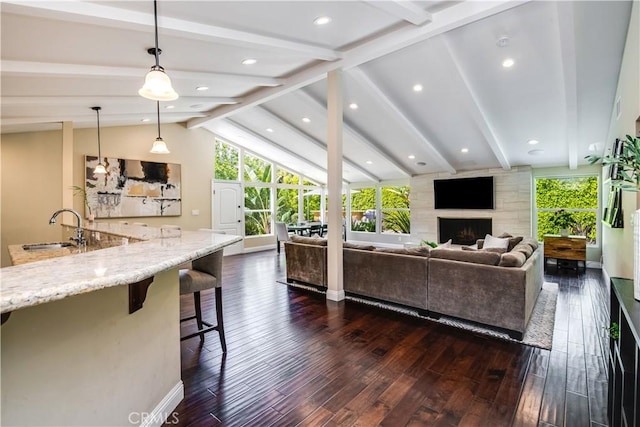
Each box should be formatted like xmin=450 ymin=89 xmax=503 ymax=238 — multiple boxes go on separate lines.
xmin=609 ymin=278 xmax=640 ymax=427
xmin=543 ymin=234 xmax=587 ymax=272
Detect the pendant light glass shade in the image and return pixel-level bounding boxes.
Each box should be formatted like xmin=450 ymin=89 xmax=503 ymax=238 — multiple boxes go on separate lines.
xmin=150 ymin=137 xmax=170 ymax=154
xmin=139 ymin=65 xmax=178 ymax=101
xmin=91 ymin=106 xmax=107 ymax=174
xmin=139 ymin=0 xmax=178 ymax=101
xmin=150 ymin=101 xmax=170 ymax=153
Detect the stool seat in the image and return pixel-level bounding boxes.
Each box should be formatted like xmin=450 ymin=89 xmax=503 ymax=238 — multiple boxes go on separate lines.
xmin=179 ymin=250 xmax=226 ymax=351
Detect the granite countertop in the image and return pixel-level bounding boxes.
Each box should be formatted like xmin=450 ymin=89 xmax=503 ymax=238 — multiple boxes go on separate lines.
xmin=1 ymin=223 xmax=242 ymax=314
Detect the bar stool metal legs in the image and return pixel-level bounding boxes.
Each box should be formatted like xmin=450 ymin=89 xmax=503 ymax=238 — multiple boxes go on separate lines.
xmin=180 ymin=288 xmax=227 ymax=352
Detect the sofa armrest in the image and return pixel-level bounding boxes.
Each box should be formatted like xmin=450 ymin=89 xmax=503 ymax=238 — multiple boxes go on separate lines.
xmin=284 ymin=242 xmax=327 ymax=287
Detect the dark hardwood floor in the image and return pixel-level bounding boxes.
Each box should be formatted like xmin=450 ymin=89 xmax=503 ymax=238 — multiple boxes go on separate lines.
xmin=170 ymin=250 xmax=610 ymax=427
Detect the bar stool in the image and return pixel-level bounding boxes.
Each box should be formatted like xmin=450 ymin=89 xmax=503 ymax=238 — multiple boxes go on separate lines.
xmin=179 ymin=250 xmax=227 ymax=352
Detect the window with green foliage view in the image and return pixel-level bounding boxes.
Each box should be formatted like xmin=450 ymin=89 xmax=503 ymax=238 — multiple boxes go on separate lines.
xmin=214 ymin=140 xmax=239 ymax=181
xmin=382 ymin=186 xmax=410 ymax=234
xmin=535 ymin=176 xmax=598 ymax=243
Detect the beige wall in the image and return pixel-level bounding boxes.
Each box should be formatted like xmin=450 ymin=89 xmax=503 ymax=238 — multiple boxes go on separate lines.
xmin=1 ymin=123 xmax=217 ymax=266
xmin=1 ymin=269 xmax=181 ymax=426
xmin=411 ymin=166 xmax=532 ymax=243
xmin=73 ymin=123 xmax=215 ymax=229
xmin=1 ymin=130 xmax=65 ymax=267
xmin=603 ymin=1 xmax=639 ymax=279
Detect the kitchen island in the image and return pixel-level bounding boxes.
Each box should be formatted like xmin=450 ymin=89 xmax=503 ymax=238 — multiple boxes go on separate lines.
xmin=1 ymin=223 xmax=241 ymax=427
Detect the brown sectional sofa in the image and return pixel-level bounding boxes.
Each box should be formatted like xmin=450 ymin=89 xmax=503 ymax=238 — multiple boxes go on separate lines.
xmin=284 ymin=235 xmax=543 ymax=340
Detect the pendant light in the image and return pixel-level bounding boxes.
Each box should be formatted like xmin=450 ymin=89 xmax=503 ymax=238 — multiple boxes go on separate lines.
xmin=92 ymin=106 xmax=107 ymax=174
xmin=138 ymin=0 xmax=178 ymax=101
xmin=150 ymin=101 xmax=170 ymax=154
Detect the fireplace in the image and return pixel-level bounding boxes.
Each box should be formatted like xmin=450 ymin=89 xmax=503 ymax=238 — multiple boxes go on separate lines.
xmin=438 ymin=218 xmax=492 ymax=245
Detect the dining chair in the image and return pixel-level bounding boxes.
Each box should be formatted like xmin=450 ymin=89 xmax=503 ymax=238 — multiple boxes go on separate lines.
xmin=179 ymin=250 xmax=227 ymax=352
xmin=275 ymin=222 xmax=290 ymax=254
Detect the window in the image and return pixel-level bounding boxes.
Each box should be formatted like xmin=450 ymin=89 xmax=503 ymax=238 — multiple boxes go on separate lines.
xmin=535 ymin=176 xmax=598 ymax=243
xmin=276 ymin=188 xmax=298 ymax=223
xmin=303 ymin=190 xmax=321 ymax=222
xmin=350 ymin=188 xmax=376 ymax=232
xmin=381 ymin=186 xmax=410 ymax=234
xmin=244 ymin=153 xmax=271 ymax=183
xmin=276 ymin=167 xmax=299 ymax=185
xmin=214 ymin=140 xmax=239 ymax=180
xmin=245 ymin=186 xmax=272 ymax=236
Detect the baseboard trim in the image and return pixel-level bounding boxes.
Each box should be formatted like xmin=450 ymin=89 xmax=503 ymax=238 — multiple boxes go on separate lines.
xmin=139 ymin=381 xmax=184 ymax=427
xmin=242 ymin=245 xmax=274 ymax=254
xmin=326 ymin=289 xmax=345 ymax=301
xmin=586 ymin=260 xmax=602 ymax=269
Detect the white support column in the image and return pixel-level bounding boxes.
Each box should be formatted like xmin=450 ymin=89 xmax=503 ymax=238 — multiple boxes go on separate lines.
xmin=62 ymin=121 xmax=75 ymax=224
xmin=326 ymin=70 xmax=345 ymax=302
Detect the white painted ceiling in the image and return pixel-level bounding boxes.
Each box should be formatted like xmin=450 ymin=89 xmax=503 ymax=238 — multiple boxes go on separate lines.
xmin=1 ymin=0 xmax=633 ymax=185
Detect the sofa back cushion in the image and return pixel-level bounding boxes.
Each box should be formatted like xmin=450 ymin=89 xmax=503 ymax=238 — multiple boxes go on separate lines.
xmin=499 ymin=251 xmax=526 ymax=267
xmin=430 ymin=248 xmax=500 ymax=266
xmin=521 ymin=237 xmax=539 ymax=251
xmin=290 ymin=235 xmax=327 ymax=246
xmin=477 ymin=234 xmax=523 ymax=251
xmin=374 ymin=246 xmax=430 ymax=257
xmin=511 ymin=242 xmax=533 ymax=259
xmin=343 ymin=242 xmax=376 ymax=250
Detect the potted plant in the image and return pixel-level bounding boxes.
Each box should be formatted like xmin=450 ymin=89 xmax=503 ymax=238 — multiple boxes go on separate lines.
xmin=586 ymin=134 xmax=640 ymax=191
xmin=550 ymin=209 xmax=576 ymax=237
xmin=71 ymin=185 xmax=94 ymax=221
xmin=586 ymin=134 xmax=640 ymax=299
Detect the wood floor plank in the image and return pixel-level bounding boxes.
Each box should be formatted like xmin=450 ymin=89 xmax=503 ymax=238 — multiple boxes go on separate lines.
xmin=168 ymin=252 xmax=610 ymax=427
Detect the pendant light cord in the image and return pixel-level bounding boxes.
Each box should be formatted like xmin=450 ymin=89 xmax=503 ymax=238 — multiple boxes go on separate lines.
xmin=153 ymin=0 xmax=160 ymax=68
xmin=156 ymin=101 xmax=162 ymax=139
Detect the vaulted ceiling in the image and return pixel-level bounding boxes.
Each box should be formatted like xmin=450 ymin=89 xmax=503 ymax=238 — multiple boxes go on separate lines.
xmin=1 ymin=1 xmax=633 ymax=185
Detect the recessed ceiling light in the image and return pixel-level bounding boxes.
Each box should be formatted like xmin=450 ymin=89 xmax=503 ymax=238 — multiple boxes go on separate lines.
xmin=527 ymin=139 xmax=539 ymax=145
xmin=302 ymin=117 xmax=311 ymax=123
xmin=408 ymin=154 xmax=415 ymax=159
xmin=314 ymin=16 xmax=332 ymax=26
xmin=496 ymin=35 xmax=509 ymax=48
xmin=165 ymin=105 xmax=175 ymax=109
xmin=196 ymin=86 xmax=209 ymax=91
xmin=416 ymin=161 xmax=426 ymax=166
xmin=528 ymin=149 xmax=544 ymax=155
xmin=502 ymin=58 xmax=515 ymax=68
xmin=141 ymin=118 xmax=150 ymax=122
xmin=266 ymin=128 xmax=274 ymax=133
xmin=461 ymin=148 xmax=469 ymax=153
xmin=365 ymin=160 xmax=373 ymax=165
xmin=413 ymin=84 xmax=423 ymax=92
xmin=349 ymin=103 xmax=358 ymax=110
xmin=241 ymin=58 xmax=257 ymax=65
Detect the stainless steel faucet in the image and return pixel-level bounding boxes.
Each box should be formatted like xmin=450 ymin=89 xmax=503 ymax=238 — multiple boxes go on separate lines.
xmin=49 ymin=209 xmax=86 ymax=246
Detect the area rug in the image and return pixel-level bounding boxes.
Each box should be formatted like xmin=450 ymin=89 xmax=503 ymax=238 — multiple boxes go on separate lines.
xmin=278 ymin=280 xmax=558 ymax=350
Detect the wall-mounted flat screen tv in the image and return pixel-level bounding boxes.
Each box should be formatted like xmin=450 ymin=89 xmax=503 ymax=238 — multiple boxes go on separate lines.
xmin=434 ymin=176 xmax=494 ymax=209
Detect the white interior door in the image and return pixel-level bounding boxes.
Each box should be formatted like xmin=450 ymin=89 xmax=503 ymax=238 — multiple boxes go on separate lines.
xmin=212 ymin=181 xmax=243 ymax=255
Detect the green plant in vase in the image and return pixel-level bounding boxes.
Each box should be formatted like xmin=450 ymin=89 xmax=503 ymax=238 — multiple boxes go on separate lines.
xmin=550 ymin=209 xmax=576 ymax=236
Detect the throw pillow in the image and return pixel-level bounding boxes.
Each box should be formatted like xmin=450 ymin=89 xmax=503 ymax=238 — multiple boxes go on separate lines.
xmin=512 ymin=242 xmax=533 ymax=259
xmin=521 ymin=237 xmax=539 ymax=251
xmin=476 ymin=239 xmax=485 ymax=249
xmin=483 ymin=234 xmax=509 ymax=250
xmin=438 ymin=239 xmax=452 ymax=248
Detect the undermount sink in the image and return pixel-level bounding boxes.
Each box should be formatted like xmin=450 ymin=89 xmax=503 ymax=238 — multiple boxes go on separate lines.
xmin=22 ymin=242 xmax=76 ymax=251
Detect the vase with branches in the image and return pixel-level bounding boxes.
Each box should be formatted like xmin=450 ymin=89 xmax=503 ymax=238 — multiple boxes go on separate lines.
xmin=71 ymin=185 xmax=94 ymax=220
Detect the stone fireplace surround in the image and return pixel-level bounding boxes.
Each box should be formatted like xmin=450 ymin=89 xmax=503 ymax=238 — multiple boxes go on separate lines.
xmin=438 ymin=217 xmax=492 ymax=246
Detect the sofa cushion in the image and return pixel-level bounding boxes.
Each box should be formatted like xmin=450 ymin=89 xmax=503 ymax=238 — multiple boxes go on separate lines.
xmin=511 ymin=242 xmax=533 ymax=259
xmin=499 ymin=251 xmax=526 ymax=267
xmin=462 ymin=246 xmax=507 ymax=255
xmin=290 ymin=235 xmax=327 ymax=246
xmin=374 ymin=246 xmax=430 ymax=257
xmin=521 ymin=237 xmax=539 ymax=251
xmin=343 ymin=242 xmax=376 ymax=251
xmin=430 ymin=248 xmax=500 ymax=265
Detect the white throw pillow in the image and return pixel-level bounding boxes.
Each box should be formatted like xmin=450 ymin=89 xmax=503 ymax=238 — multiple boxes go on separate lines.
xmin=483 ymin=234 xmax=509 ymax=249
xmin=438 ymin=239 xmax=452 ymax=248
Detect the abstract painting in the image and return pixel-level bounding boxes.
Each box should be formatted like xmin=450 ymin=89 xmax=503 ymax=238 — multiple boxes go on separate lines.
xmin=85 ymin=155 xmax=181 ymax=218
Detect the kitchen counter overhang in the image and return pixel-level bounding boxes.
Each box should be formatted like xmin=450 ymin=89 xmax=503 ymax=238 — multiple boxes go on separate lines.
xmin=1 ymin=222 xmax=241 ymax=315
